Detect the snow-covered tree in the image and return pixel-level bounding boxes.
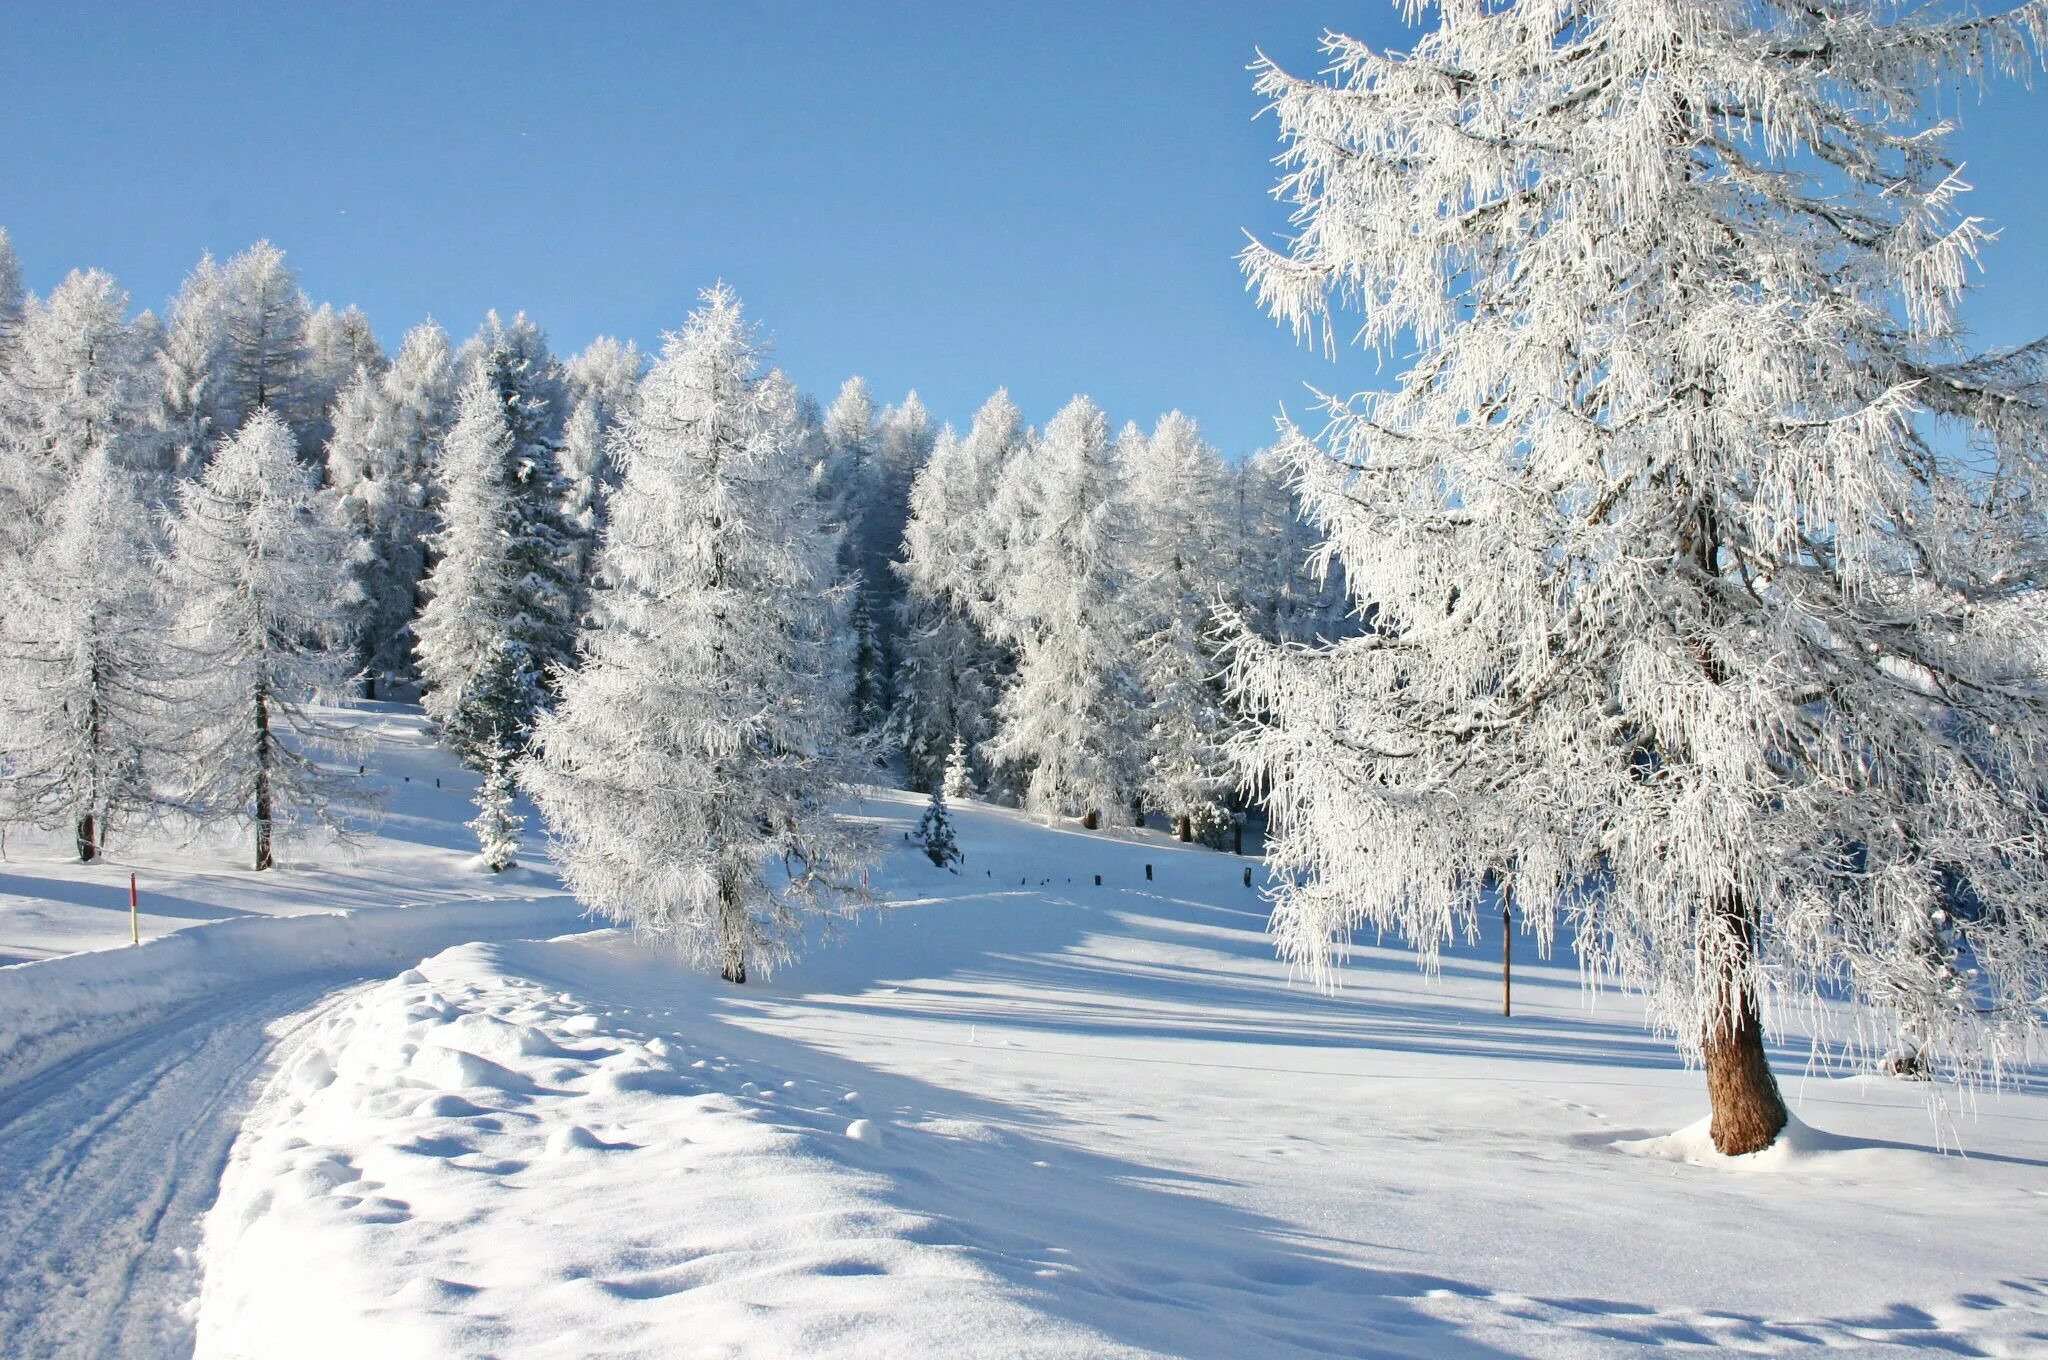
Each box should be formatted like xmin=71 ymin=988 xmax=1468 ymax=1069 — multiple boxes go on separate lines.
xmin=558 ymin=338 xmax=641 ymax=615
xmin=522 ymin=286 xmax=872 ymax=983
xmin=942 ymin=734 xmax=975 ymax=800
xmin=0 ymin=270 xmax=150 ymax=561
xmin=150 ymin=252 xmax=230 ymax=478
xmin=455 ymin=311 xmax=580 ymax=680
xmin=1232 ymin=1 xmax=2048 ymax=1154
xmin=1221 ymin=451 xmax=1349 ymax=647
xmin=0 ymin=445 xmax=167 ymax=859
xmin=162 ymin=409 xmax=363 ymax=870
xmin=414 ymin=367 xmax=558 ymax=867
xmin=915 ymin=783 xmax=962 ymax=870
xmin=303 ymin=302 xmax=385 ymax=465
xmin=893 ymin=392 xmax=1027 ymax=791
xmin=1122 ymin=411 xmax=1234 ymax=841
xmin=325 ymin=321 xmax=454 ymax=696
xmin=986 ymin=395 xmax=1143 ymax=827
xmin=213 ymin=243 xmax=314 ymax=459
xmin=0 ymin=228 xmax=24 ymax=363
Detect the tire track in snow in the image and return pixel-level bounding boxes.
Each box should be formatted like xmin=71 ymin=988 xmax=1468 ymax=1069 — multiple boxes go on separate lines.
xmin=0 ymin=976 xmax=375 ymax=1360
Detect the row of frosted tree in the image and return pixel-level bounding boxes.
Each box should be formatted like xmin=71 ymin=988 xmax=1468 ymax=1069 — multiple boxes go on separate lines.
xmin=0 ymin=231 xmax=1337 ymax=884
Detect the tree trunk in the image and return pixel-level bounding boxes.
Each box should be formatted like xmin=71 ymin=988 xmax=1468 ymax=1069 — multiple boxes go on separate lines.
xmin=1176 ymin=813 xmax=1192 ymax=843
xmin=1702 ymin=894 xmax=1787 ymax=1155
xmin=76 ymin=813 xmax=97 ymax=863
xmin=362 ymin=671 xmax=377 ymax=701
xmin=1501 ymin=899 xmax=1511 ymax=1017
xmin=718 ymin=873 xmax=746 ymax=985
xmin=1080 ymin=809 xmax=1100 ymax=831
xmin=254 ymin=687 xmax=273 ymax=872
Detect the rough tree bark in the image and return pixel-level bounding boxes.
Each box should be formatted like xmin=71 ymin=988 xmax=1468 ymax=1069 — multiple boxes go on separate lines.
xmin=1702 ymin=893 xmax=1787 ymax=1155
xmin=1176 ymin=813 xmax=1193 ymax=843
xmin=718 ymin=871 xmax=747 ymax=985
xmin=76 ymin=813 xmax=97 ymax=863
xmin=253 ymin=687 xmax=273 ymax=871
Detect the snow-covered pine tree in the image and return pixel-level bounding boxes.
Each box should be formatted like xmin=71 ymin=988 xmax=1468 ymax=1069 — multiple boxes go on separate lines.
xmin=302 ymin=303 xmax=385 ymax=467
xmin=326 ymin=321 xmax=454 ymax=697
xmin=1122 ymin=411 xmax=1234 ymax=842
xmin=986 ymin=395 xmax=1143 ymax=828
xmin=941 ymin=735 xmax=975 ymax=802
xmin=522 ymin=286 xmax=873 ymax=983
xmin=559 ymin=336 xmax=642 ymax=592
xmin=0 ymin=228 xmax=24 ymax=363
xmin=820 ymin=377 xmax=892 ymax=731
xmin=1233 ymin=1 xmax=2048 ymax=1155
xmin=150 ymin=252 xmax=230 ymax=478
xmin=414 ymin=367 xmax=556 ymax=868
xmin=457 ymin=311 xmax=580 ymax=683
xmin=1220 ymin=450 xmax=1348 ymax=647
xmin=162 ymin=409 xmax=363 ymax=870
xmin=0 ymin=444 xmax=168 ymax=860
xmin=213 ymin=242 xmax=314 ymax=461
xmin=892 ymin=392 xmax=1027 ymax=792
xmin=0 ymin=270 xmax=150 ymax=566
xmin=915 ymin=783 xmax=962 ymax=870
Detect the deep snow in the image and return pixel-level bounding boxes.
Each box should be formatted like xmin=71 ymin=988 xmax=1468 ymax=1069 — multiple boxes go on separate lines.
xmin=1 ymin=704 xmax=2044 ymax=1358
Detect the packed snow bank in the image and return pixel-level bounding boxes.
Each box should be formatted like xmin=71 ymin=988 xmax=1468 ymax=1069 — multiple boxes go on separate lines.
xmin=195 ymin=935 xmax=1145 ymax=1360
xmin=0 ymin=894 xmax=584 ymax=1093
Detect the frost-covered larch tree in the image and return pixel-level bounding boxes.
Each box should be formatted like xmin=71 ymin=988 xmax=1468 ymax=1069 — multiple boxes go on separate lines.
xmin=457 ymin=310 xmax=580 ymax=683
xmin=987 ymin=395 xmax=1143 ymax=828
xmin=1233 ymin=0 xmax=2048 ymax=1154
xmin=559 ymin=337 xmax=642 ymax=619
xmin=150 ymin=252 xmax=230 ymax=478
xmin=0 ymin=228 xmax=25 ymax=364
xmin=1123 ymin=411 xmax=1235 ymax=842
xmin=326 ymin=321 xmax=455 ymax=697
xmin=0 ymin=445 xmax=168 ymax=860
xmin=162 ymin=409 xmax=363 ymax=870
xmin=414 ymin=368 xmax=555 ymax=870
xmin=0 ymin=269 xmax=150 ymax=567
xmin=821 ymin=377 xmax=892 ymax=732
xmin=522 ymin=286 xmax=872 ymax=983
xmin=893 ymin=391 xmax=1027 ymax=792
xmin=302 ymin=302 xmax=385 ymax=464
xmin=213 ymin=243 xmax=315 ymax=461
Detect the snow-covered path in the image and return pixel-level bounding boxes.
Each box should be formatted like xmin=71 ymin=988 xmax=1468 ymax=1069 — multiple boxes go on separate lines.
xmin=0 ymin=975 xmax=367 ymax=1358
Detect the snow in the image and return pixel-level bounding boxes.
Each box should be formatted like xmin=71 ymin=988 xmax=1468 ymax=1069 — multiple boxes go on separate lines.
xmin=3 ymin=705 xmax=2045 ymax=1357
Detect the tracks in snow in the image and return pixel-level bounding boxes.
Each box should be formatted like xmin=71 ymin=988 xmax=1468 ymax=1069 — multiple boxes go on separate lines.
xmin=0 ymin=975 xmax=373 ymax=1359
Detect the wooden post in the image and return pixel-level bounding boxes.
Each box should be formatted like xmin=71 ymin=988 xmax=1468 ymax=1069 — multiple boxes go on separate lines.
xmin=1145 ymin=863 xmax=1153 ymax=881
xmin=130 ymin=873 xmax=139 ymax=946
xmin=1501 ymin=898 xmax=1512 ymax=1017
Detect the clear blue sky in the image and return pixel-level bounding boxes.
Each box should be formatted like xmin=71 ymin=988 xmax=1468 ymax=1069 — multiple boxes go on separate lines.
xmin=5 ymin=2 xmax=2044 ymax=457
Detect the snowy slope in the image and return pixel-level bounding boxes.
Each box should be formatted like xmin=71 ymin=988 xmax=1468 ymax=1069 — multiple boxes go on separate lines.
xmin=0 ymin=703 xmax=586 ymax=1358
xmin=191 ymin=783 xmax=2048 ymax=1360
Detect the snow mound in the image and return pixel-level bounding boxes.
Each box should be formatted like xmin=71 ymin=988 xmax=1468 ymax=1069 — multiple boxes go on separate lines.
xmin=194 ymin=936 xmax=1140 ymax=1359
xmin=1613 ymin=1114 xmax=1895 ymax=1173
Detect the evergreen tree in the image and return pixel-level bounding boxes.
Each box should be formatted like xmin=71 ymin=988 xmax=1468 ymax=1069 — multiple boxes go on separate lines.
xmin=941 ymin=735 xmax=975 ymax=800
xmin=162 ymin=409 xmax=363 ymax=870
xmin=326 ymin=321 xmax=454 ymax=696
xmin=303 ymin=302 xmax=385 ymax=466
xmin=893 ymin=392 xmax=1026 ymax=792
xmin=0 ymin=228 xmax=24 ymax=364
xmin=986 ymin=395 xmax=1142 ymax=827
xmin=1234 ymin=0 xmax=2048 ymax=1154
xmin=457 ymin=311 xmax=580 ymax=682
xmin=915 ymin=783 xmax=962 ymax=870
xmin=558 ymin=337 xmax=641 ymax=616
xmin=0 ymin=445 xmax=167 ymax=860
xmin=150 ymin=252 xmax=229 ymax=478
xmin=522 ymin=286 xmax=872 ymax=983
xmin=0 ymin=270 xmax=150 ymax=566
xmin=1122 ymin=411 xmax=1234 ymax=841
xmin=415 ymin=368 xmax=556 ymax=867
xmin=213 ymin=243 xmax=314 ymax=460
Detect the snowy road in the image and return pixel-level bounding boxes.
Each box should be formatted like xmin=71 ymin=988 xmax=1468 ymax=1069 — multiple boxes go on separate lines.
xmin=0 ymin=975 xmax=365 ymax=1358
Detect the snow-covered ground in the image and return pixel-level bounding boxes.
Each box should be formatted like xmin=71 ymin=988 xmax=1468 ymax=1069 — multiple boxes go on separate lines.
xmin=2 ymin=705 xmax=2045 ymax=1358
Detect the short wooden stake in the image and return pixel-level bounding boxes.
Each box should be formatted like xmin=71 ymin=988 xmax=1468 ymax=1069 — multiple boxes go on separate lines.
xmin=130 ymin=873 xmax=140 ymax=946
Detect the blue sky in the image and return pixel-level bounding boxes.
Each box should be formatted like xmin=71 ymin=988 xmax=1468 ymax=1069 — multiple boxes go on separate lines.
xmin=4 ymin=2 xmax=2044 ymax=457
